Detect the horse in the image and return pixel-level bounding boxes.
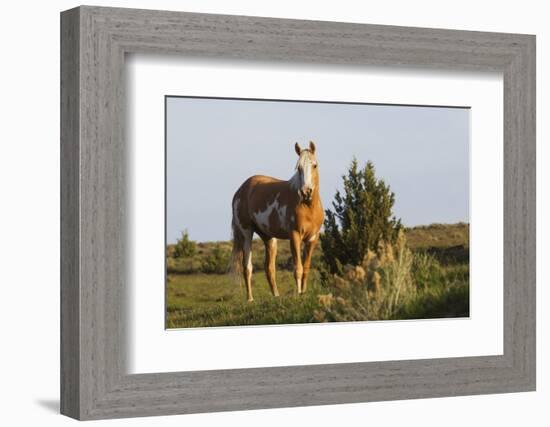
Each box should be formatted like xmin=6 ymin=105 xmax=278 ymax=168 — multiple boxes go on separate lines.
xmin=231 ymin=141 xmax=324 ymax=302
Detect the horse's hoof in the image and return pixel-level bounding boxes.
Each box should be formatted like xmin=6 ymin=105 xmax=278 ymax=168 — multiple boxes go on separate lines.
xmin=247 ymin=298 xmax=254 ymax=303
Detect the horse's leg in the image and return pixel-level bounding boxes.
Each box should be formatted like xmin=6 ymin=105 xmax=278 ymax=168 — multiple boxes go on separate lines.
xmin=301 ymin=238 xmax=318 ymax=294
xmin=242 ymin=229 xmax=254 ymax=302
xmin=290 ymin=231 xmax=303 ymax=294
xmin=263 ymin=238 xmax=279 ymax=297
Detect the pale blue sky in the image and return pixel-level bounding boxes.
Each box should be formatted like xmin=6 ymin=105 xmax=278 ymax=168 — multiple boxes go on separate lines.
xmin=166 ymin=97 xmax=469 ymax=243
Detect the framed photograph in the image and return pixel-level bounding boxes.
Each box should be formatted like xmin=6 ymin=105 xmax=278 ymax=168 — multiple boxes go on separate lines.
xmin=61 ymin=6 xmax=535 ymax=420
xmin=164 ymin=96 xmax=471 ymax=329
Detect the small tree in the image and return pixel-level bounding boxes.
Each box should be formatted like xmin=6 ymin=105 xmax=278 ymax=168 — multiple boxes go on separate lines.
xmin=321 ymin=159 xmax=401 ymax=274
xmin=173 ymin=230 xmax=197 ymax=258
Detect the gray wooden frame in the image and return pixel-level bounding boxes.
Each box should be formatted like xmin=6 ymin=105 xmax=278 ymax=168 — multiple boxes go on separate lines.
xmin=60 ymin=5 xmax=536 ymax=420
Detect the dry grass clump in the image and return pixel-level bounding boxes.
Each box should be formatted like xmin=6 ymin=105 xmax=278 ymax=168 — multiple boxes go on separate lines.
xmin=315 ymin=229 xmax=461 ymax=322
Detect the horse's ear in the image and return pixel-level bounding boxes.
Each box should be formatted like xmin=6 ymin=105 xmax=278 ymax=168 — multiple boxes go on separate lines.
xmin=294 ymin=142 xmax=302 ymax=156
xmin=309 ymin=141 xmax=316 ymax=154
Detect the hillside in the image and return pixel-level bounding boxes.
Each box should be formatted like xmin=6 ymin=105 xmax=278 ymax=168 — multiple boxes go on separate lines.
xmin=166 ymin=222 xmax=470 ymax=274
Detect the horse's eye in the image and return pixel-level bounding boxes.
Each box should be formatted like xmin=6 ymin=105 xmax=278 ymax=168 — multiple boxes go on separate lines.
xmin=313 ymin=163 xmax=318 ymax=169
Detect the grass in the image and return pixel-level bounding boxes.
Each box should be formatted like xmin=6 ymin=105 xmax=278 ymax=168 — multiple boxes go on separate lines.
xmin=166 ymin=223 xmax=469 ymax=329
xmin=166 ymin=270 xmax=322 ymax=328
xmin=396 ymin=278 xmax=469 ymax=319
xmin=405 ymin=222 xmax=469 ymax=249
xmin=405 ymin=222 xmax=469 ymax=265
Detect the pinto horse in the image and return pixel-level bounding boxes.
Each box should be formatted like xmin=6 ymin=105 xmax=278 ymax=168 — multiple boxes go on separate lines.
xmin=231 ymin=141 xmax=324 ymax=302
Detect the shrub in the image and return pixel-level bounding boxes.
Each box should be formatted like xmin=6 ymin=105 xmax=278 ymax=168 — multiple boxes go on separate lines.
xmin=200 ymin=244 xmax=231 ymax=274
xmin=321 ymin=159 xmax=401 ymax=274
xmin=173 ymin=230 xmax=197 ymax=258
xmin=317 ymin=230 xmax=411 ymax=321
xmin=166 ymin=245 xmax=176 ymax=258
xmin=313 ymin=230 xmax=471 ymax=322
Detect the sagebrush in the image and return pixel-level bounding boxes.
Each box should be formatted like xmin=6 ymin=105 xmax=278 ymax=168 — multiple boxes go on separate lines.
xmin=314 ymin=230 xmax=468 ymax=322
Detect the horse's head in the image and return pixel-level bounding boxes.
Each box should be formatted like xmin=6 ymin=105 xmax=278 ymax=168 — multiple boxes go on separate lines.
xmin=294 ymin=141 xmax=319 ymax=202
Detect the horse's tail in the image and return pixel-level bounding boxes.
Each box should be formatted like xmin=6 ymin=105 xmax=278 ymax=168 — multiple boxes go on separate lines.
xmin=231 ymin=214 xmax=244 ymax=282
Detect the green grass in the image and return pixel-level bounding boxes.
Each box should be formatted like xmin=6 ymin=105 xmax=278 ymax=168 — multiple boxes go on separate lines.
xmin=395 ymin=280 xmax=469 ymax=320
xmin=166 ymin=270 xmax=322 ymax=328
xmin=166 ymin=223 xmax=470 ymax=329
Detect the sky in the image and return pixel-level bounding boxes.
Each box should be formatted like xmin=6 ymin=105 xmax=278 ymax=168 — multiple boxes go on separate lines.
xmin=166 ymin=97 xmax=469 ymax=243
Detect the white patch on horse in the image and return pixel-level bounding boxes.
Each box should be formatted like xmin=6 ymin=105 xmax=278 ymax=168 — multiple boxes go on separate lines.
xmin=308 ymin=233 xmax=317 ymax=242
xmin=253 ymin=194 xmax=284 ymax=234
xmin=232 ymin=198 xmax=246 ymax=235
xmin=302 ymin=160 xmax=313 ymax=189
xmin=244 ymin=239 xmax=252 ymax=270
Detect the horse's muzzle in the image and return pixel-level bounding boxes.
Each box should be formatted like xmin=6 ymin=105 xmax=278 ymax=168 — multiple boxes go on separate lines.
xmin=300 ymin=188 xmax=313 ymax=202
